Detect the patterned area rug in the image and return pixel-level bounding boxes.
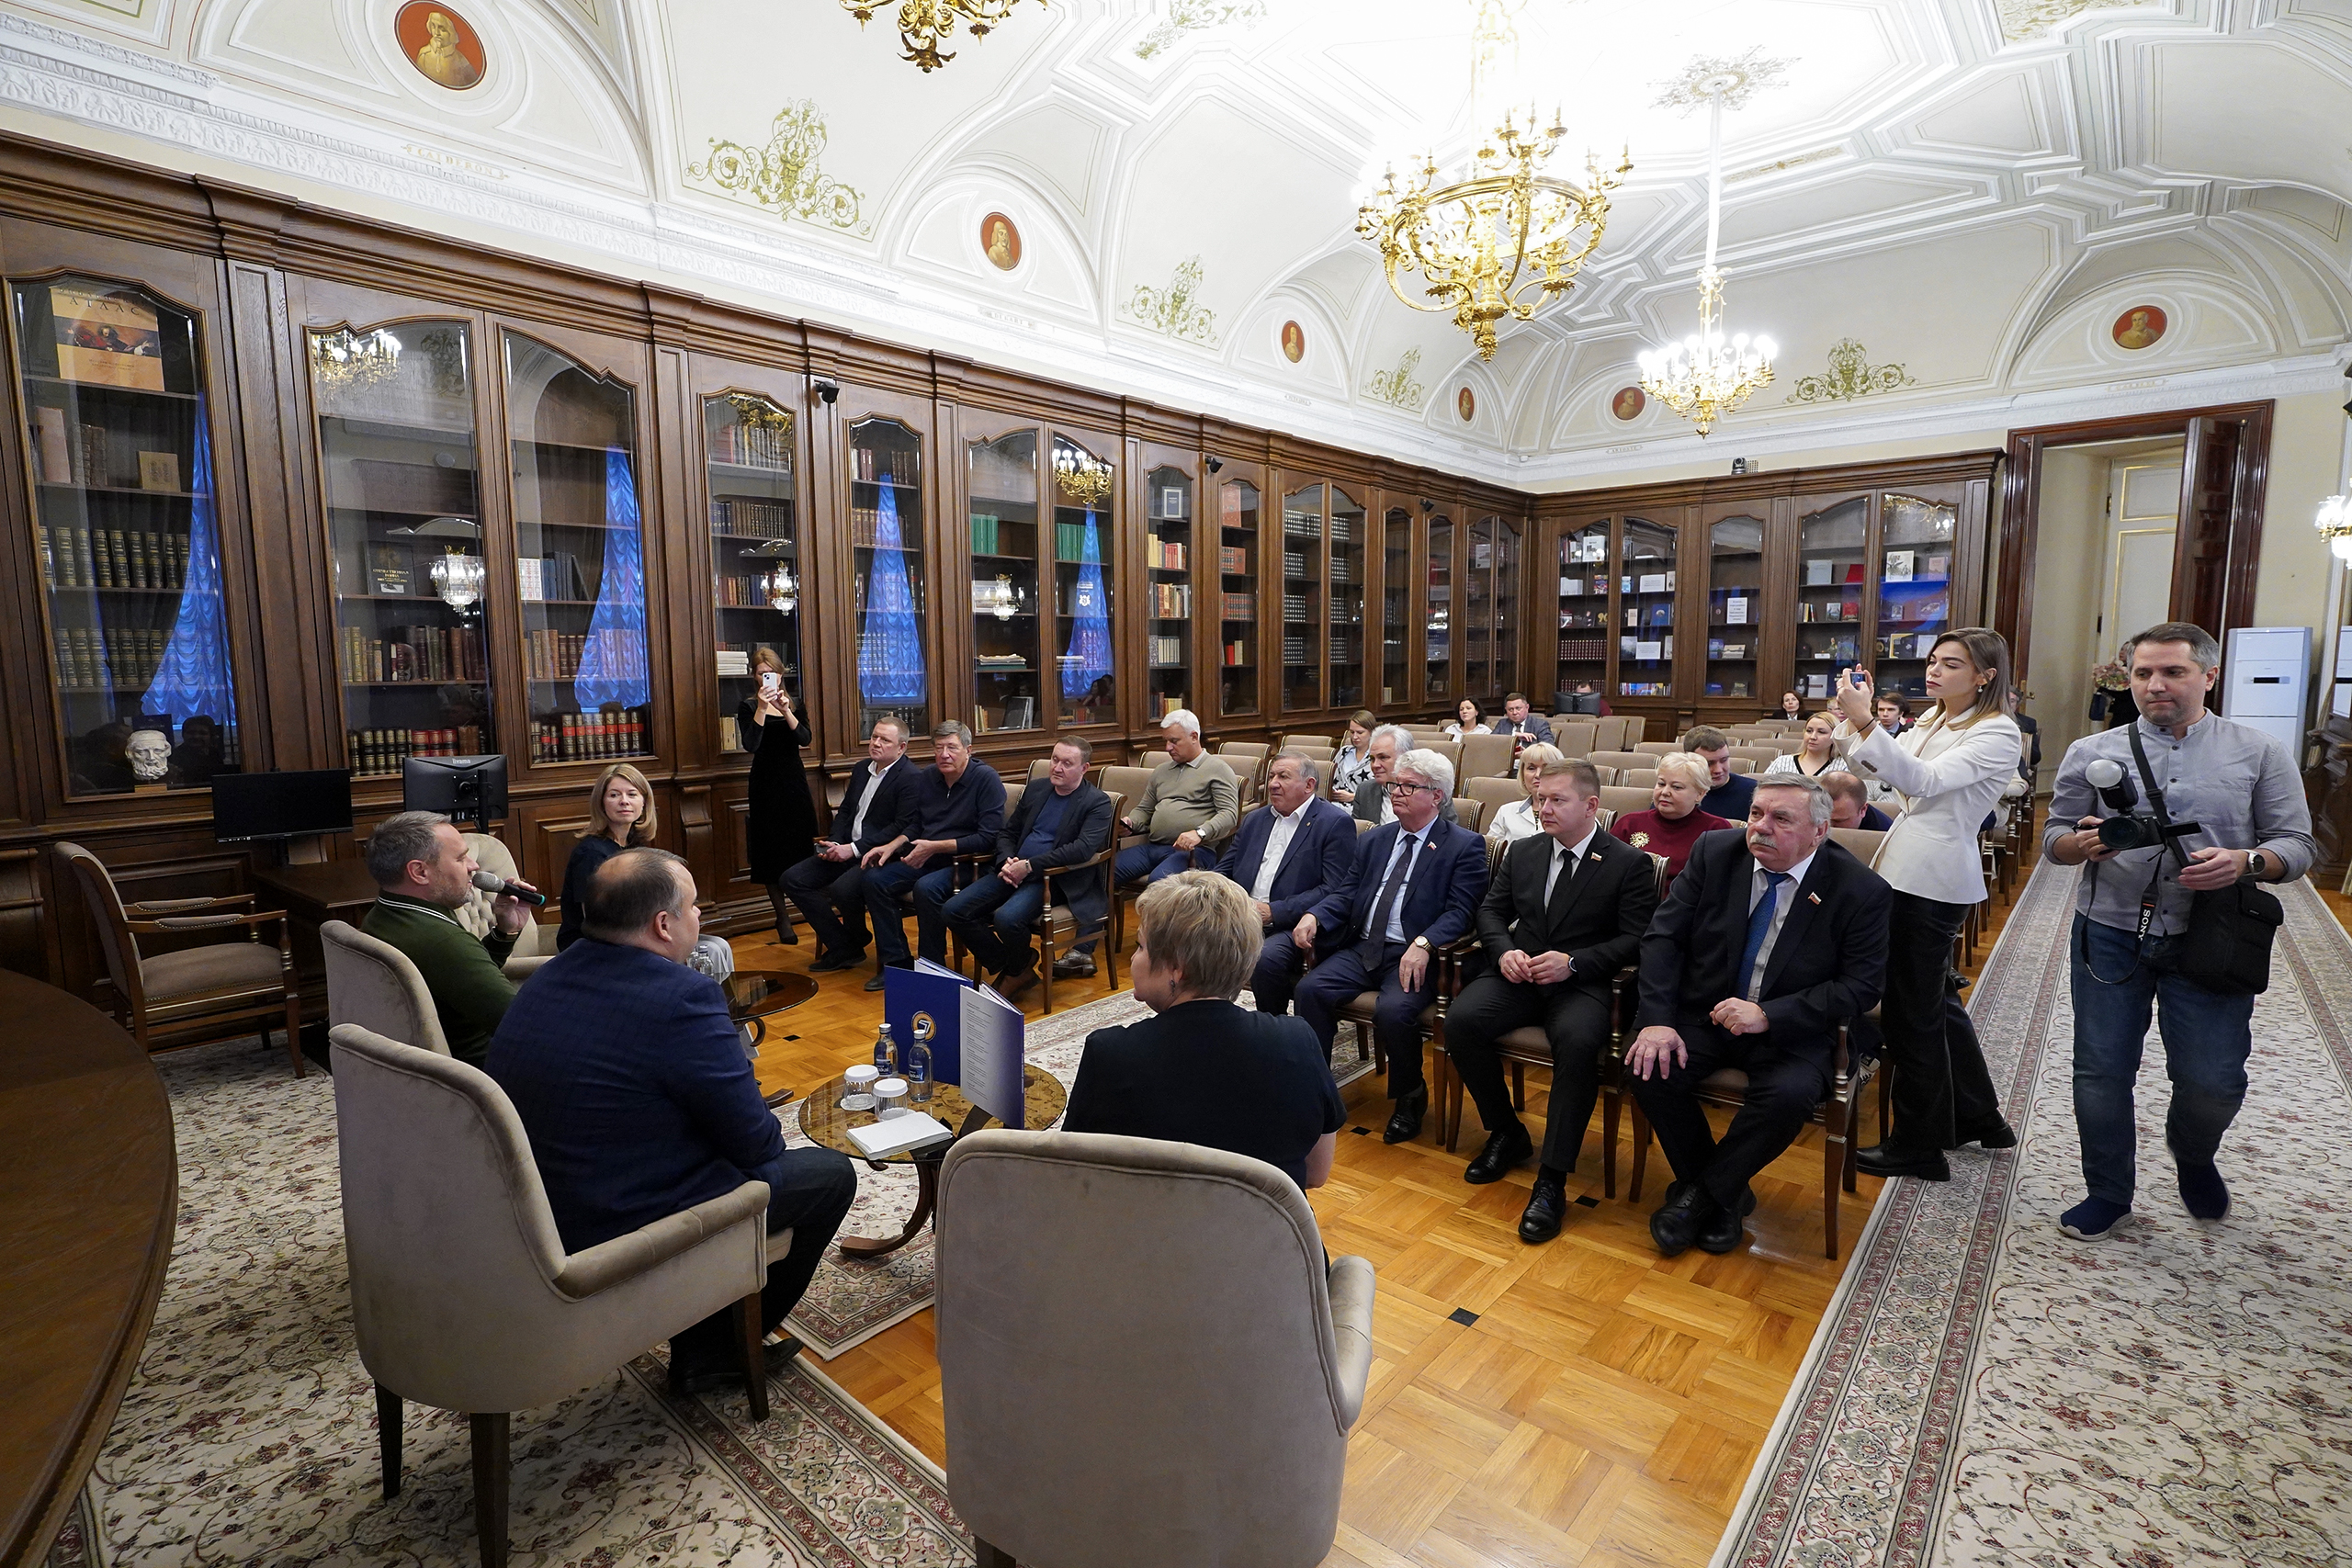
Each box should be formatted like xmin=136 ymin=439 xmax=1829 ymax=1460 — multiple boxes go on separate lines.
xmin=1715 ymin=861 xmax=2352 ymax=1568
xmin=70 ymin=1036 xmax=967 ymax=1568
xmin=784 ymin=985 xmax=1378 ymax=1357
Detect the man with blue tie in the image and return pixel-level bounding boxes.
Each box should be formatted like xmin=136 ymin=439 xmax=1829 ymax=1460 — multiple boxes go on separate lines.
xmin=1219 ymin=749 xmax=1357 ymax=1017
xmin=1292 ymin=749 xmax=1489 ymax=1144
xmin=1624 ymin=775 xmax=1891 ymax=1257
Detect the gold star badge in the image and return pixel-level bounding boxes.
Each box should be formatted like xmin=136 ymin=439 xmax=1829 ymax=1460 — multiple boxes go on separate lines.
xmin=1630 ymin=831 xmax=1650 ymax=848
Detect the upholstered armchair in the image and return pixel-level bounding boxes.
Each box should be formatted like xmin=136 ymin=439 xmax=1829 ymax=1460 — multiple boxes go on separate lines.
xmin=322 ymin=919 xmax=447 ymax=1055
xmin=936 ymin=1130 xmax=1375 ymax=1568
xmin=330 ymin=1024 xmax=777 ymax=1567
xmin=56 ymin=840 xmax=302 ymax=1076
xmin=458 ymin=833 xmax=560 ymax=980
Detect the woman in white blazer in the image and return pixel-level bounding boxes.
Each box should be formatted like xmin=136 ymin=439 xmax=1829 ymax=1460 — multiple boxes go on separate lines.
xmin=1833 ymin=628 xmax=2021 ymax=1182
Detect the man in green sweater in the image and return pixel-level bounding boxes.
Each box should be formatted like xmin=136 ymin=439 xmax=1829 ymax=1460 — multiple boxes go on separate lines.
xmin=360 ymin=810 xmax=540 ymax=1068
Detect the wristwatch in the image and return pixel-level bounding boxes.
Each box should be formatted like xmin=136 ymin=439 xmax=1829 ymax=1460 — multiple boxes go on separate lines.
xmin=2245 ymin=849 xmax=2267 ymax=881
xmin=1410 ymin=935 xmax=1430 ymax=951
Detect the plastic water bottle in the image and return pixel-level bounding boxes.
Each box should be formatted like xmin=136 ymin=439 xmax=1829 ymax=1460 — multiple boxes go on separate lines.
xmin=904 ymin=1032 xmax=933 ymax=1104
xmin=872 ymin=1021 xmax=898 ymax=1079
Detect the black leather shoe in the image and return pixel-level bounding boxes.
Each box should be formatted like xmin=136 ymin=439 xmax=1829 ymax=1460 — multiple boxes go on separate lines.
xmin=1383 ymin=1088 xmax=1429 ymax=1145
xmin=1955 ymin=1117 xmax=2018 ymax=1150
xmin=809 ymin=948 xmax=865 ymax=975
xmin=668 ymin=1335 xmax=805 ymax=1398
xmin=864 ymin=962 xmax=911 ymax=993
xmin=995 ymin=962 xmax=1038 ymax=1001
xmin=1855 ymin=1143 xmax=1951 ymax=1181
xmin=1051 ymin=951 xmax=1097 ymax=979
xmin=1464 ymin=1125 xmax=1533 ymax=1184
xmin=1648 ymin=1179 xmax=1713 ymax=1258
xmin=1518 ymin=1174 xmax=1568 ymax=1243
xmin=1698 ymin=1186 xmax=1758 ymax=1254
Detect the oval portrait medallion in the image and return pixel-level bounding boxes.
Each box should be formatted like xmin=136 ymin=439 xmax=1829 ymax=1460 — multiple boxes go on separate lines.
xmin=396 ymin=2 xmax=485 ymax=91
xmin=1610 ymin=386 xmax=1646 ymax=422
xmin=980 ymin=212 xmax=1022 ymax=272
xmin=2110 ymin=304 xmax=2167 ymax=351
xmin=1280 ymin=320 xmax=1306 ymax=363
xmin=1457 ymin=386 xmax=1476 ymax=422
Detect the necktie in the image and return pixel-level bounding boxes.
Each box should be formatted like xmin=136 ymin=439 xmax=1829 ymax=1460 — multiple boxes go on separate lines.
xmin=1355 ymin=831 xmax=1423 ymax=964
xmin=1738 ymin=871 xmax=1792 ymax=999
xmin=1544 ymin=842 xmax=1577 ymax=915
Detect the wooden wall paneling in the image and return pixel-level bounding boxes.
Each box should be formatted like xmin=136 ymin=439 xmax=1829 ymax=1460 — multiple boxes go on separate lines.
xmin=0 ymin=847 xmax=44 ymax=979
xmin=514 ymin=802 xmax=593 ymax=903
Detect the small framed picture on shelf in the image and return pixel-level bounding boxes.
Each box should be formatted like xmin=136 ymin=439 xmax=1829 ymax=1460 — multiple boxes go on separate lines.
xmin=1883 ymin=549 xmax=1914 ymax=581
xmin=1159 ymin=487 xmax=1184 ymax=518
xmin=50 ymin=282 xmax=166 ymax=391
xmin=368 ymin=544 xmax=413 ymax=596
xmin=137 ymin=451 xmax=180 ymax=492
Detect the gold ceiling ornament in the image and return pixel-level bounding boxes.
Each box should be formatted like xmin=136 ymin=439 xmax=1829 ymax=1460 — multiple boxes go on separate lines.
xmin=1636 ymin=62 xmax=1785 ymax=437
xmin=1124 ymin=256 xmax=1220 ymax=345
xmin=1787 ymin=338 xmax=1917 ymax=404
xmin=309 ymin=326 xmax=401 ymax=395
xmin=688 ymin=102 xmax=865 ymax=231
xmin=1052 ymin=446 xmax=1114 ymax=505
xmin=1365 ymin=347 xmax=1426 ymax=410
xmin=1134 ymin=0 xmax=1264 ymax=61
xmin=725 ymin=392 xmax=794 ymax=435
xmin=840 ymin=0 xmax=1043 ymax=72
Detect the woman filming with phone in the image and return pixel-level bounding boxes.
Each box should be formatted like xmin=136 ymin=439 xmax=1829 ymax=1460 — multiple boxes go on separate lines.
xmin=740 ymin=646 xmax=818 ymax=945
xmin=1832 ymin=633 xmax=2022 ymax=1182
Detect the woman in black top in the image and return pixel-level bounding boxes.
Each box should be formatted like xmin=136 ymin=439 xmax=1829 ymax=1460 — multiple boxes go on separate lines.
xmin=739 ymin=645 xmax=817 ymax=944
xmin=557 ymin=761 xmax=659 ymax=950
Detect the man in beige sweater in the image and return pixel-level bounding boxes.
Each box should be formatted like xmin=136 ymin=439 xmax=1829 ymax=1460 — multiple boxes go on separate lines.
xmin=1061 ymin=709 xmax=1236 ymax=978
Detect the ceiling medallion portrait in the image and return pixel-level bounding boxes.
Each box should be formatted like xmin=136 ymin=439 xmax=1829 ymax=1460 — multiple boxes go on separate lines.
xmin=1610 ymin=386 xmax=1646 ymax=421
xmin=981 ymin=212 xmax=1022 ymax=271
xmin=841 ymin=0 xmax=1044 ymax=72
xmin=2111 ymin=305 xmax=2167 ymax=351
xmin=1457 ymin=387 xmax=1476 ymax=422
xmin=395 ymin=3 xmax=485 ymax=91
xmin=1280 ymin=321 xmax=1306 ymax=363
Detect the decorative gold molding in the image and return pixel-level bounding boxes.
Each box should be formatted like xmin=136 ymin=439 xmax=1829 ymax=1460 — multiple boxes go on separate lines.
xmin=1997 ymin=0 xmax=2155 ymax=44
xmin=1365 ymin=348 xmax=1425 ymax=410
xmin=1134 ymin=0 xmax=1264 ymax=60
xmin=842 ymin=0 xmax=1044 ymax=72
xmin=1786 ymin=338 xmax=1917 ymax=404
xmin=1652 ymin=47 xmax=1794 ymax=114
xmin=1123 ymin=257 xmax=1218 ymax=344
xmin=687 ymin=103 xmax=865 ymax=232
xmin=725 ymin=392 xmax=794 ymax=436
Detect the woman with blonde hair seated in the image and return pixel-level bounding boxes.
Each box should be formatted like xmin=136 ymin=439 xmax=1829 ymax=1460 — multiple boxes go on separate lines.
xmin=1763 ymin=711 xmax=1852 ymax=780
xmin=557 ymin=762 xmax=659 ymax=950
xmin=1607 ymin=751 xmax=1733 ymax=885
xmin=1487 ymin=743 xmax=1564 ymax=843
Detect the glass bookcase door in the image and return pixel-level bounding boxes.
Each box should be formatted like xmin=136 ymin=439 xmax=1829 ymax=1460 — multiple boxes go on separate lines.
xmin=1426 ymin=515 xmax=1453 ymax=701
xmin=1330 ymin=487 xmax=1366 ymax=710
xmin=1619 ymin=517 xmax=1677 ymax=700
xmin=969 ymin=430 xmax=1040 ymax=735
xmin=1145 ymin=465 xmax=1193 ymax=722
xmin=1464 ymin=517 xmax=1495 ymax=698
xmin=1492 ymin=516 xmax=1521 ymax=699
xmin=1381 ymin=507 xmax=1410 ymax=705
xmin=310 ymin=320 xmax=490 ymax=781
xmin=1555 ymin=521 xmax=1611 ymax=699
xmin=850 ymin=418 xmax=929 ymax=735
xmin=1795 ymin=494 xmax=1870 ymax=705
xmin=1216 ymin=478 xmax=1260 ymax=716
xmin=706 ymin=392 xmax=797 ymax=754
xmin=13 ymin=275 xmax=243 ymax=795
xmin=1703 ymin=514 xmax=1765 ymax=705
xmin=1874 ymin=492 xmax=1958 ymax=703
xmin=506 ymin=334 xmax=652 ymax=765
xmin=1280 ymin=483 xmax=1325 ymax=712
xmin=1051 ymin=435 xmax=1116 ymax=726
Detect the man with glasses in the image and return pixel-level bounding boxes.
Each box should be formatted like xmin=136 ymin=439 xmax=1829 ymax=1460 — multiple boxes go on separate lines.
xmin=1351 ymin=722 xmax=1458 ymax=828
xmin=1293 ymin=749 xmax=1489 ymax=1144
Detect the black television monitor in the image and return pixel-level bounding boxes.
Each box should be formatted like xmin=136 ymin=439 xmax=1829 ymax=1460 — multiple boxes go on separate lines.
xmin=402 ymin=754 xmax=508 ymax=831
xmin=1555 ymin=690 xmax=1603 ymax=716
xmin=213 ymin=769 xmax=355 ymax=843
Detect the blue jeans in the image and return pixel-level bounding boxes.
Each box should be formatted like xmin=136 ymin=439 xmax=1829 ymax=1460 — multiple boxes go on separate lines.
xmin=943 ymin=874 xmax=1046 ymax=975
xmin=2070 ymin=914 xmax=2254 ymax=1204
xmin=864 ymin=860 xmax=960 ymax=965
xmin=1076 ymin=840 xmax=1215 ymax=955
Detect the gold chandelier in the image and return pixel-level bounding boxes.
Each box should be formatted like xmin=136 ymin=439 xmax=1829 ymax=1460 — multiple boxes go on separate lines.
xmin=1638 ymin=74 xmax=1777 ymax=436
xmin=1357 ymin=113 xmax=1627 ymax=362
xmin=1053 ymin=447 xmax=1114 ymax=506
xmin=840 ymin=0 xmax=1042 ymax=71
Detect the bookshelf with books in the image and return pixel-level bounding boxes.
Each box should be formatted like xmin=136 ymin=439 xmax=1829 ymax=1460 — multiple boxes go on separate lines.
xmin=1702 ymin=513 xmax=1766 ymax=704
xmin=1217 ymin=476 xmax=1262 ymax=716
xmin=849 ymin=417 xmax=930 ymax=736
xmin=1618 ymin=517 xmax=1679 ymax=701
xmin=1280 ymin=483 xmax=1327 ymax=712
xmin=1554 ymin=519 xmax=1611 ymax=701
xmin=1793 ymin=492 xmax=1871 ymax=704
xmin=1381 ymin=506 xmax=1412 ymax=707
xmin=1872 ymin=492 xmax=1959 ymax=702
xmin=1426 ymin=514 xmax=1453 ymax=702
xmin=1329 ymin=487 xmax=1367 ymax=710
xmin=968 ymin=429 xmax=1041 ymax=734
xmin=307 ymin=318 xmax=493 ymax=780
xmin=704 ymin=391 xmax=799 ymax=753
xmin=1145 ymin=464 xmax=1193 ymax=722
xmin=1461 ymin=513 xmax=1520 ymax=702
xmin=1050 ymin=434 xmax=1117 ymax=726
xmin=15 ymin=273 xmax=244 ymax=795
xmin=506 ymin=332 xmax=655 ymax=767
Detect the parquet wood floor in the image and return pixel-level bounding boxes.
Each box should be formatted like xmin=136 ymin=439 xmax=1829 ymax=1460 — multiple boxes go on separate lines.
xmin=731 ymin=832 xmax=2036 ymax=1568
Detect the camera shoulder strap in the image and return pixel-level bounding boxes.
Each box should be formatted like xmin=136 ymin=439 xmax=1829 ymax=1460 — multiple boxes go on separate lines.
xmin=2077 ymin=727 xmax=2168 ymax=983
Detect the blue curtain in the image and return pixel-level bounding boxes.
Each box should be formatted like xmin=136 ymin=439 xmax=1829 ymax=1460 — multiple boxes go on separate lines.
xmin=143 ymin=407 xmax=238 ymax=739
xmin=574 ymin=447 xmax=651 ymax=709
xmin=1060 ymin=505 xmax=1112 ymax=697
xmin=859 ymin=475 xmax=926 ymax=705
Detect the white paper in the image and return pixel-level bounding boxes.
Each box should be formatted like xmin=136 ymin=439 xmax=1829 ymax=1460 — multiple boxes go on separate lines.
xmin=1634 ymin=640 xmax=1663 ymax=660
xmin=848 ymin=1112 xmax=954 ymax=1157
xmin=1638 ymin=572 xmax=1668 ymax=594
xmin=1805 ymin=558 xmax=1832 ymax=586
xmin=957 ymin=984 xmax=1026 ymax=1129
xmin=1726 ymin=597 xmax=1748 ymax=625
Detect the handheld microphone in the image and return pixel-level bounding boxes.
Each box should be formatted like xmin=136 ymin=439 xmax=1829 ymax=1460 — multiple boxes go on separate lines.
xmin=470 ymin=869 xmax=548 ymax=908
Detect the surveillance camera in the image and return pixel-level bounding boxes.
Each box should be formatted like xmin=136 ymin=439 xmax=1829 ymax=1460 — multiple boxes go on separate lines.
xmin=811 ymin=377 xmax=841 ymax=405
xmin=1205 ymin=456 xmax=1224 ymax=473
xmin=1419 ymin=498 xmax=1434 ymax=513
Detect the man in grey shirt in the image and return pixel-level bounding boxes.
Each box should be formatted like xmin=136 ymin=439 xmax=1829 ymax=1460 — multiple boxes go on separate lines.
xmin=1061 ymin=709 xmax=1237 ymax=978
xmin=2041 ymin=621 xmax=2313 ymax=1241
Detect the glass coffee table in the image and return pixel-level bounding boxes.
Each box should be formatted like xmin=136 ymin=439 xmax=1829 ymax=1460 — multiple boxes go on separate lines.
xmin=723 ymin=969 xmax=817 ymax=1049
xmin=797 ymin=1065 xmax=1067 ymax=1257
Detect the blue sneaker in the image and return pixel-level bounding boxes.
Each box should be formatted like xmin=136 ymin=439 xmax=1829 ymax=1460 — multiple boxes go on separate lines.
xmin=2058 ymin=1196 xmax=2131 ymax=1241
xmin=2177 ymin=1161 xmax=2230 ymax=1221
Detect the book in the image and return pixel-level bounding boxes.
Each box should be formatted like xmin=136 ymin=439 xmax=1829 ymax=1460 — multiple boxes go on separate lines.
xmin=1804 ymin=558 xmax=1832 ymax=586
xmin=884 ymin=959 xmax=972 ymax=1086
xmin=847 ymin=1111 xmax=955 ymax=1158
xmin=50 ymin=283 xmax=166 ymax=390
xmin=137 ymin=451 xmax=180 ymax=491
xmin=957 ymin=982 xmax=1027 ymax=1127
xmin=369 ymin=545 xmax=412 ymax=596
xmin=34 ymin=407 xmax=70 ymax=483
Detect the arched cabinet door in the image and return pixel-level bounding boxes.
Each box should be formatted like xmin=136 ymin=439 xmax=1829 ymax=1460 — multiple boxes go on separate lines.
xmin=1380 ymin=504 xmax=1413 ymax=709
xmin=1215 ymin=468 xmax=1265 ymax=718
xmin=1139 ymin=450 xmax=1198 ymax=726
xmin=965 ymin=418 xmax=1042 ymax=738
xmin=1279 ymin=480 xmax=1327 ymax=714
xmin=1047 ymin=429 xmax=1117 ymax=729
xmin=1329 ymin=485 xmax=1367 ymax=712
xmin=1618 ymin=515 xmax=1679 ymax=703
xmin=846 ymin=412 xmax=932 ymax=740
xmin=1702 ymin=512 xmax=1769 ymax=708
xmin=1554 ymin=515 xmax=1612 ymax=705
xmin=1425 ymin=513 xmax=1454 ymax=704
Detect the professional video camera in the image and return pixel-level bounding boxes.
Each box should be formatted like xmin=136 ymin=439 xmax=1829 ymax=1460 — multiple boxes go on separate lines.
xmin=2085 ymin=757 xmax=2200 ymax=852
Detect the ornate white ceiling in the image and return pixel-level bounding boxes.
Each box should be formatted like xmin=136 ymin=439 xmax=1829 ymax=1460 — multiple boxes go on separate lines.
xmin=1 ymin=0 xmax=2346 ymax=483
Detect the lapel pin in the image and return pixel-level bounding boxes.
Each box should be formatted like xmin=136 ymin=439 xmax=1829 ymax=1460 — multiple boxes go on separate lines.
xmin=1806 ymin=891 xmax=1822 ymax=905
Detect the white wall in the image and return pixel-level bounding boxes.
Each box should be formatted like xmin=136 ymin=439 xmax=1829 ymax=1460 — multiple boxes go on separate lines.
xmin=2027 ymin=446 xmax=2113 ymax=768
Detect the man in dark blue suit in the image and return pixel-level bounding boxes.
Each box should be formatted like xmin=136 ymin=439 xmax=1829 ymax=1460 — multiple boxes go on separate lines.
xmin=944 ymin=737 xmax=1114 ymax=999
xmin=784 ymin=718 xmax=917 ymax=973
xmin=1293 ymin=748 xmax=1489 ymax=1144
xmin=490 ymin=848 xmax=856 ymax=1396
xmin=1225 ymin=749 xmax=1359 ymax=1017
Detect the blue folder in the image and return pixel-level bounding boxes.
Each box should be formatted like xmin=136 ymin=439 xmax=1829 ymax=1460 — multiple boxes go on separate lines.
xmin=882 ymin=959 xmax=972 ymax=1084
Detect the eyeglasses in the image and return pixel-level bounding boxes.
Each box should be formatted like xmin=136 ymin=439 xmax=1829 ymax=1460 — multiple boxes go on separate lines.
xmin=1385 ymin=780 xmax=1439 ymax=795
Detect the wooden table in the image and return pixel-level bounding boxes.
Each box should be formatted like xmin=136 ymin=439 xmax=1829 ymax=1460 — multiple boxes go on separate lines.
xmin=797 ymin=1066 xmax=1066 ymax=1258
xmin=0 ymin=973 xmax=176 ymax=1568
xmin=250 ymin=860 xmax=379 ymax=1028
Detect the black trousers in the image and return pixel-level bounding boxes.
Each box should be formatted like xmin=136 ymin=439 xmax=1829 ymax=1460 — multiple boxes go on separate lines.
xmin=781 ymin=853 xmax=871 ymax=956
xmin=1881 ymin=891 xmax=2000 ymax=1153
xmin=1630 ymin=1012 xmax=1830 ymax=1212
xmin=1445 ymin=973 xmax=1612 ymax=1173
xmin=1250 ymin=931 xmax=1309 ymax=1017
xmin=668 ymin=1145 xmax=858 ymax=1371
xmin=1295 ymin=941 xmax=1435 ymax=1099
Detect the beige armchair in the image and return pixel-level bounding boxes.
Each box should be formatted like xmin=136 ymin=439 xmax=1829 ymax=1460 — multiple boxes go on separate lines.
xmin=330 ymin=1023 xmax=775 ymax=1567
xmin=458 ymin=833 xmax=560 ymax=980
xmin=322 ymin=919 xmax=448 ymax=1055
xmin=936 ymin=1130 xmax=1374 ymax=1568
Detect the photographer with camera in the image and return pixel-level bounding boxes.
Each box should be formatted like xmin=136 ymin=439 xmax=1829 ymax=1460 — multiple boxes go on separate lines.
xmin=2043 ymin=622 xmax=2312 ymax=1241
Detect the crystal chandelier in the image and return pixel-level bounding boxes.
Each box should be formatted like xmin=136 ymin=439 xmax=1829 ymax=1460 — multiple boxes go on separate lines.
xmin=1053 ymin=447 xmax=1114 ymax=505
xmin=2316 ymin=492 xmax=2352 ymax=561
xmin=1638 ymin=76 xmax=1777 ymax=436
xmin=839 ymin=0 xmax=1042 ymax=71
xmin=428 ymin=548 xmax=485 ymax=611
xmin=310 ymin=327 xmax=401 ymax=395
xmin=763 ymin=565 xmax=800 ymax=614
